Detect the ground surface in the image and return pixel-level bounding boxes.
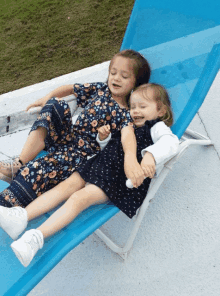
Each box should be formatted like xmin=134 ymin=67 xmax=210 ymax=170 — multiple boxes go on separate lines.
xmin=0 ymin=0 xmax=134 ymax=94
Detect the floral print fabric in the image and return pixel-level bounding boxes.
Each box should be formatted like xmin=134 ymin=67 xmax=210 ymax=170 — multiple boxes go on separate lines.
xmin=0 ymin=82 xmax=133 ymax=207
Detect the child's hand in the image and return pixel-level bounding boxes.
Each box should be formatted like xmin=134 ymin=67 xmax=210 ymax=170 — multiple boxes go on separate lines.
xmin=124 ymin=155 xmax=145 ymax=188
xmin=26 ymin=96 xmax=49 ymax=111
xmin=141 ymin=152 xmax=156 ymax=179
xmin=98 ymin=125 xmax=111 ymax=141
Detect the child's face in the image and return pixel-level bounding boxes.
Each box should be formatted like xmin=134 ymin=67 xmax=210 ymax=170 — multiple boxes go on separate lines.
xmin=108 ymin=56 xmax=136 ymax=100
xmin=130 ymin=88 xmax=164 ymax=127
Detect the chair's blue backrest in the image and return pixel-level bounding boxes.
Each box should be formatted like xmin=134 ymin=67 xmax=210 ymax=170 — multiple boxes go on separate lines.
xmin=121 ymin=0 xmax=220 ymax=51
xmin=121 ymin=0 xmax=220 ymax=138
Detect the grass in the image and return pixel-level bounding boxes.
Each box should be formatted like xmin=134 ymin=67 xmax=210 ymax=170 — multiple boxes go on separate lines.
xmin=0 ymin=0 xmax=134 ymax=95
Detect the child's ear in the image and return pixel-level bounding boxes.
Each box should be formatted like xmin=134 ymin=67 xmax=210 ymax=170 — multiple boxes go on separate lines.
xmin=158 ymin=106 xmax=167 ymax=117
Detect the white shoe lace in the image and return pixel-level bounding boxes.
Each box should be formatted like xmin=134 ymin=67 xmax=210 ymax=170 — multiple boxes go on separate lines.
xmin=26 ymin=234 xmax=40 ymax=251
xmin=0 ymin=152 xmax=20 ymax=180
xmin=25 ymin=231 xmax=43 ymax=250
xmin=8 ymin=207 xmax=25 ymax=218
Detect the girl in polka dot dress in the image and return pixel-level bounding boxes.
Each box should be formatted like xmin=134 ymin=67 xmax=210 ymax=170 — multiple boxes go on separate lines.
xmin=0 ymin=83 xmax=179 ymax=267
xmin=0 ymin=49 xmax=151 ymax=208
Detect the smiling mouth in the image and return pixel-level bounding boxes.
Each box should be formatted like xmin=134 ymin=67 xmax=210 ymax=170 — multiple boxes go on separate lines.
xmin=133 ymin=116 xmax=144 ymax=120
xmin=112 ymin=83 xmax=121 ymax=88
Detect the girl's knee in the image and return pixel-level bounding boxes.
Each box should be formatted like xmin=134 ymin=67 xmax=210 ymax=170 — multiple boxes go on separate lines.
xmin=65 ymin=172 xmax=86 ymax=189
xmin=68 ymin=191 xmax=91 ymax=210
xmin=51 ymin=98 xmax=70 ymax=115
xmin=29 ymin=127 xmax=47 ymax=142
xmin=69 ymin=185 xmax=108 ymax=208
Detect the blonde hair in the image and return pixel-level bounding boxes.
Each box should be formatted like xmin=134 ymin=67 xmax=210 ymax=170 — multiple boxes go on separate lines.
xmin=133 ymin=83 xmax=174 ymax=126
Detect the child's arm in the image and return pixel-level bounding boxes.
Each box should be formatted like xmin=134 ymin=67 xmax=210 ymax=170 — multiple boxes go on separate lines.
xmin=98 ymin=125 xmax=111 ymax=141
xmin=141 ymin=122 xmax=179 ymax=176
xmin=96 ymin=125 xmax=112 ymax=150
xmin=121 ymin=125 xmax=145 ymax=188
xmin=26 ymin=82 xmax=106 ymax=111
xmin=26 ymin=85 xmax=74 ymax=111
xmin=140 ymin=152 xmax=156 ymax=179
xmin=126 ymin=122 xmax=179 ymax=188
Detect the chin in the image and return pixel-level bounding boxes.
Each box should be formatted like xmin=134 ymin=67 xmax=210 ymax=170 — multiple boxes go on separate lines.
xmin=110 ymin=89 xmax=121 ymax=97
xmin=134 ymin=122 xmax=144 ymax=127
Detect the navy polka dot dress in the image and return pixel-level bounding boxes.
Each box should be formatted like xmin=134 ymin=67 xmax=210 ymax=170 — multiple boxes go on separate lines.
xmin=77 ymin=119 xmax=160 ymax=218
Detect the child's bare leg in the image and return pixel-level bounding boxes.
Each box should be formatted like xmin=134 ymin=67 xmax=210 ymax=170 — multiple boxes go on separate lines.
xmin=37 ymin=184 xmax=109 ymax=239
xmin=0 ymin=172 xmax=85 ymax=241
xmin=26 ymin=172 xmax=86 ymax=221
xmin=0 ymin=127 xmax=47 ymax=180
xmin=19 ymin=127 xmax=48 ymax=165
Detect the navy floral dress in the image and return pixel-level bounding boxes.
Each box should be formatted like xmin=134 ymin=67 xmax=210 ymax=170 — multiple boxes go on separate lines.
xmin=0 ymin=83 xmax=133 ymax=208
xmin=77 ymin=119 xmax=159 ymax=219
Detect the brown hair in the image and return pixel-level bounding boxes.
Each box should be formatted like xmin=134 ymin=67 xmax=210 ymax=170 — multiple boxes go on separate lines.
xmin=134 ymin=83 xmax=174 ymax=126
xmin=109 ymin=49 xmax=151 ymax=88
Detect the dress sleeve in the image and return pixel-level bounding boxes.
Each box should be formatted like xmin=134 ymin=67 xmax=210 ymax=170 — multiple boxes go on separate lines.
xmin=141 ymin=122 xmax=179 ymax=174
xmin=119 ymin=110 xmax=134 ymax=130
xmin=73 ymin=82 xmax=106 ymax=108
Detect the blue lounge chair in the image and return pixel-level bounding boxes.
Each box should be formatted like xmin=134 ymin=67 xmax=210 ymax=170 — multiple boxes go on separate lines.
xmin=1 ymin=0 xmax=220 ymax=294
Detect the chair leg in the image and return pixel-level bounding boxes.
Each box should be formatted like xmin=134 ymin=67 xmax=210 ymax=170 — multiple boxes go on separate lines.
xmin=94 ymin=160 xmax=177 ymax=258
xmin=94 ymin=229 xmax=129 ymax=260
xmin=94 ymin=198 xmax=152 ymax=260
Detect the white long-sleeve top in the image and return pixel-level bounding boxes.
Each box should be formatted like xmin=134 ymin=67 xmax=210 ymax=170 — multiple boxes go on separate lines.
xmin=96 ymin=121 xmax=179 ymax=177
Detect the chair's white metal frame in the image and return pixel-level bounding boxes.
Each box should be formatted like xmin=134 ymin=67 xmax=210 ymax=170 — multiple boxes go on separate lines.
xmin=94 ymin=129 xmax=212 ymax=259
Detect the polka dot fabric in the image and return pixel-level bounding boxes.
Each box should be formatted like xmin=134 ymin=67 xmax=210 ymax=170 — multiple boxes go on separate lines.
xmin=77 ymin=119 xmax=160 ymax=219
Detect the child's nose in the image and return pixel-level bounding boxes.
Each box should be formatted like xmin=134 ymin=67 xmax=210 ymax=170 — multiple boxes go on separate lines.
xmin=114 ymin=73 xmax=121 ymax=81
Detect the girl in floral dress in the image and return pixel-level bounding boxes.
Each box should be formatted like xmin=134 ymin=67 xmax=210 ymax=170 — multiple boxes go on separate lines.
xmin=0 ymin=49 xmax=151 ymax=208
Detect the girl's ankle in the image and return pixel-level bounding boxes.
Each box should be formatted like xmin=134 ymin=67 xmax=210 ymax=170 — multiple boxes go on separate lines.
xmin=18 ymin=159 xmax=24 ymax=166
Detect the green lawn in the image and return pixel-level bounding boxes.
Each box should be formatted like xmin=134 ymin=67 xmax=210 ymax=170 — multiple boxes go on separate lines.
xmin=0 ymin=0 xmax=134 ymax=95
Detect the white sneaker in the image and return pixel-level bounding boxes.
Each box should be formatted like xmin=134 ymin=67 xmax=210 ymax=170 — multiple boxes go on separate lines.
xmin=0 ymin=206 xmax=28 ymax=240
xmin=11 ymin=229 xmax=44 ymax=267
